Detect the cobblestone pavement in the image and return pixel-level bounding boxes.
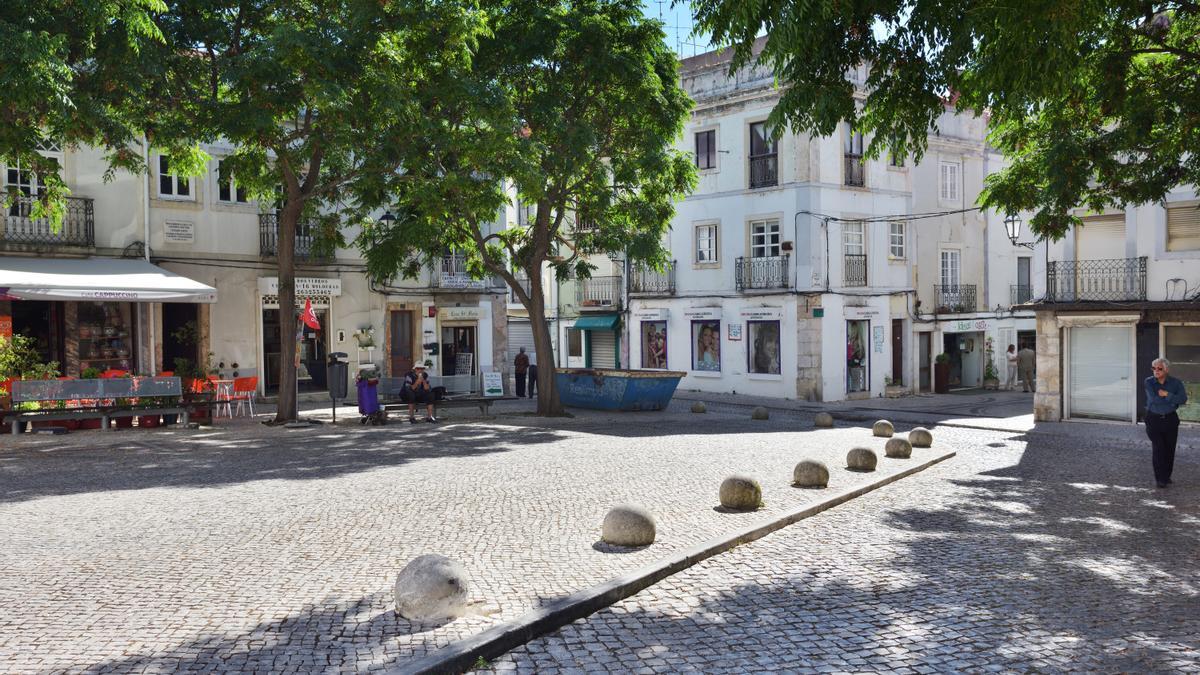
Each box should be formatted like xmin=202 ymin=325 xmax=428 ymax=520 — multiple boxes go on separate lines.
xmin=3 ymin=404 xmax=966 ymax=673
xmin=485 ymin=419 xmax=1200 ymax=673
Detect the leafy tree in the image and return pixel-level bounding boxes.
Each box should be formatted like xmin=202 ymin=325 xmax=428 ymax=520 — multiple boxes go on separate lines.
xmin=691 ymin=0 xmax=1200 ymax=239
xmin=0 ymin=1 xmax=168 ymax=219
xmin=360 ymin=0 xmax=696 ymax=415
xmin=149 ymin=0 xmax=485 ymax=422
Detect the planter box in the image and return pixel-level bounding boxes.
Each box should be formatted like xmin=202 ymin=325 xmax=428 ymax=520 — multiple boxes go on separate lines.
xmin=884 ymin=385 xmax=907 ymax=399
xmin=934 ymin=362 xmax=950 ymax=394
xmin=555 ymin=368 xmax=686 ymax=411
xmin=138 ymin=415 xmax=161 ymax=428
xmin=79 ymin=418 xmax=103 ymax=430
xmin=114 ymin=416 xmax=134 ymax=429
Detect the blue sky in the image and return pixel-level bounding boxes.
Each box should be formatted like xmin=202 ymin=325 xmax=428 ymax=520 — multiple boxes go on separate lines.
xmin=641 ymin=0 xmax=712 ymax=57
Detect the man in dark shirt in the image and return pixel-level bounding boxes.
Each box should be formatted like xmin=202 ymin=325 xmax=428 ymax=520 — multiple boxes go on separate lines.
xmin=514 ymin=347 xmax=529 ymax=398
xmin=402 ymin=363 xmax=437 ymax=424
xmin=1144 ymin=357 xmax=1188 ymax=488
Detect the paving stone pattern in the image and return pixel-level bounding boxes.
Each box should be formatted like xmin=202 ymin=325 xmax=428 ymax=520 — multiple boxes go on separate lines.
xmin=3 ymin=406 xmax=964 ymax=673
xmin=486 ymin=419 xmax=1200 ymax=673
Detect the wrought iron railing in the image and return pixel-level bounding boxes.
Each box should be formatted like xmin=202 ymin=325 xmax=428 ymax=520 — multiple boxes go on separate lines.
xmin=934 ymin=284 xmax=978 ymax=313
xmin=749 ymin=153 xmax=778 ymax=189
xmin=577 ymin=275 xmax=622 ymax=306
xmin=1 ymin=195 xmax=94 ymax=247
xmin=844 ymin=155 xmax=865 ymax=187
xmin=629 ymin=261 xmax=676 ymax=295
xmin=1010 ymin=284 xmax=1033 ymax=305
xmin=736 ymin=255 xmax=790 ymax=291
xmin=509 ymin=274 xmax=533 ymax=303
xmin=258 ymin=213 xmax=329 ymax=260
xmin=1047 ymin=257 xmax=1147 ymax=302
xmin=436 ymin=255 xmax=490 ymax=290
xmin=843 ymin=253 xmax=867 ymax=287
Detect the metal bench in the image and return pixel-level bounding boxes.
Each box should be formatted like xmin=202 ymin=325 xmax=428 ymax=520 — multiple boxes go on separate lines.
xmin=377 ymin=376 xmax=513 ymax=418
xmin=8 ymin=377 xmax=189 ymax=434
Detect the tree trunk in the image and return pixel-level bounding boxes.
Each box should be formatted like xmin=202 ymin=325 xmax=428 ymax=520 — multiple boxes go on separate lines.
xmin=273 ymin=202 xmax=302 ymax=423
xmin=526 ymin=279 xmax=564 ymax=416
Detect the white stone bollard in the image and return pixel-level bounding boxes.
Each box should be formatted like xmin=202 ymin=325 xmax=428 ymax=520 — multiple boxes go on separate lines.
xmin=885 ymin=437 xmax=913 ymax=459
xmin=394 ymin=554 xmax=469 ymax=622
xmin=691 ymin=401 xmax=707 ymax=413
xmin=793 ymin=460 xmax=830 ymax=488
xmin=909 ymin=427 xmax=933 ymax=448
xmin=872 ymin=420 xmax=894 ymax=437
xmin=719 ymin=475 xmax=763 ymax=510
xmin=751 ymin=406 xmax=769 ymax=420
xmin=813 ymin=412 xmax=835 ymax=428
xmin=601 ymin=504 xmax=656 ymax=546
xmin=847 ymin=447 xmax=878 ymax=471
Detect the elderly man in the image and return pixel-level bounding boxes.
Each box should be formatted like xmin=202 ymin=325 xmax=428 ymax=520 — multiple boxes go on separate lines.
xmin=1144 ymin=357 xmax=1188 ymax=489
xmin=1017 ymin=344 xmax=1036 ymax=393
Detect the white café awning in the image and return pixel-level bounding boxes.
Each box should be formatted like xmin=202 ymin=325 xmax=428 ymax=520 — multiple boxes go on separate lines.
xmin=0 ymin=257 xmax=217 ymax=303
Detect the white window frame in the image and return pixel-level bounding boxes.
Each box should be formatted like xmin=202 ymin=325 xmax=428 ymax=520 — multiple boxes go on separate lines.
xmin=1063 ymin=322 xmax=1137 ymax=423
xmin=216 ymin=160 xmax=249 ymax=204
xmin=940 ymin=249 xmax=961 ymax=286
xmin=888 ymin=221 xmax=906 ymax=259
xmin=749 ymin=218 xmax=781 ymax=259
xmin=939 ymin=161 xmax=960 ymax=203
xmin=694 ymin=128 xmax=718 ymax=171
xmin=3 ymin=150 xmax=61 ymax=217
xmin=842 ymin=221 xmax=865 ymax=256
xmin=694 ymin=222 xmax=719 ymax=266
xmin=157 ymin=154 xmax=193 ymax=200
xmin=1166 ymin=199 xmax=1200 ymax=252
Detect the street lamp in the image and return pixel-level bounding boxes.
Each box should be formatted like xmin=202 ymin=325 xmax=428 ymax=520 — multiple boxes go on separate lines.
xmin=379 ymin=211 xmax=396 ymax=225
xmin=1004 ymin=213 xmax=1035 ymax=249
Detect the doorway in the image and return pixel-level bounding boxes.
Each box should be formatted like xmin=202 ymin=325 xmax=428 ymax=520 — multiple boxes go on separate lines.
xmin=846 ymin=320 xmax=868 ymax=393
xmin=441 ymin=325 xmax=476 ymax=375
xmin=891 ymin=319 xmax=904 ymax=386
xmin=11 ymin=300 xmax=62 ymax=367
xmin=918 ymin=332 xmax=932 ymax=392
xmin=389 ymin=310 xmax=414 ymax=376
xmin=162 ymin=303 xmax=199 ymax=373
xmin=567 ymin=328 xmax=585 ymax=368
xmin=943 ymin=331 xmax=983 ymax=389
xmin=262 ymin=306 xmax=329 ymax=392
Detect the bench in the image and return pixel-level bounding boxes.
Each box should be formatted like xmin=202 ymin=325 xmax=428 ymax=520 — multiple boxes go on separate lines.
xmin=8 ymin=377 xmax=190 ymax=434
xmin=376 ymin=376 xmax=515 ymax=418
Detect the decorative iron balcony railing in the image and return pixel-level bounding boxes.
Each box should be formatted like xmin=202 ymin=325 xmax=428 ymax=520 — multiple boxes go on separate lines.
xmin=437 ymin=255 xmax=490 ymax=290
xmin=1010 ymin=284 xmax=1033 ymax=306
xmin=577 ymin=275 xmax=622 ymax=307
xmin=844 ymin=155 xmax=865 ymax=187
xmin=749 ymin=153 xmax=778 ymax=189
xmin=258 ymin=213 xmax=329 ymax=261
xmin=1 ymin=195 xmax=94 ymax=247
xmin=629 ymin=261 xmax=676 ymax=295
xmin=843 ymin=253 xmax=868 ymax=287
xmin=1047 ymin=257 xmax=1147 ymax=302
xmin=736 ymin=255 xmax=790 ymax=291
xmin=934 ymin=284 xmax=978 ymax=313
xmin=509 ymin=274 xmax=533 ymax=303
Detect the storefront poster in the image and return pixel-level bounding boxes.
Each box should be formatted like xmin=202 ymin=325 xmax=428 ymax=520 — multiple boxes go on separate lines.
xmin=873 ymin=326 xmax=885 ymax=354
xmin=691 ymin=320 xmax=721 ymax=371
xmin=748 ymin=321 xmax=781 ymax=374
xmin=641 ymin=321 xmax=668 ymax=369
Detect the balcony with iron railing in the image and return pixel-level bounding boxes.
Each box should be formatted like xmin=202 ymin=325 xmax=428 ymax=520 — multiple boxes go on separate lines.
xmin=1 ymin=195 xmax=94 ymax=248
xmin=749 ymin=153 xmax=778 ymax=189
xmin=258 ymin=213 xmax=330 ymax=261
xmin=629 ymin=261 xmax=676 ymax=295
xmin=736 ymin=255 xmax=790 ymax=291
xmin=1047 ymin=257 xmax=1147 ymax=302
xmin=436 ymin=254 xmax=492 ymax=290
xmin=933 ymin=285 xmax=978 ymax=313
xmin=509 ymin=273 xmax=533 ymax=303
xmin=844 ymin=155 xmax=865 ymax=187
xmin=1010 ymin=284 xmax=1033 ymax=306
xmin=577 ymin=275 xmax=622 ymax=308
xmin=843 ymin=253 xmax=868 ymax=287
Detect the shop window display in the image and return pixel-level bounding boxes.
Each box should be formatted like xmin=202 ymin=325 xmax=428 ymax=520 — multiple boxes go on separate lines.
xmin=748 ymin=320 xmax=781 ymax=375
xmin=641 ymin=321 xmax=667 ymax=369
xmin=691 ymin=320 xmax=720 ymax=372
xmin=77 ymin=302 xmax=133 ymax=373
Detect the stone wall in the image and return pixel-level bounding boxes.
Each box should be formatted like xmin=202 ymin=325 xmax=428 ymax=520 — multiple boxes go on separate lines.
xmin=1033 ymin=310 xmax=1061 ymax=421
xmin=795 ymin=296 xmax=823 ymax=401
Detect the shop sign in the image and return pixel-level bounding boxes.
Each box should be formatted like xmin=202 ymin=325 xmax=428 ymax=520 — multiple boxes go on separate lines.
xmin=258 ymin=277 xmax=343 ymax=297
xmin=439 ymin=306 xmax=485 ymax=321
xmin=844 ymin=305 xmax=882 ymax=320
xmin=740 ymin=307 xmax=782 ymax=320
xmin=682 ymin=307 xmax=722 ymax=320
xmin=727 ymin=323 xmax=743 ymax=341
xmin=948 ymin=319 xmax=990 ymax=333
xmin=482 ymin=371 xmax=504 ymax=397
xmin=164 ymin=221 xmax=194 ymax=244
xmin=633 ymin=308 xmax=668 ymax=321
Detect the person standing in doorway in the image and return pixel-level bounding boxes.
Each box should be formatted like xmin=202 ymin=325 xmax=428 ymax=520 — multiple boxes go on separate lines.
xmin=514 ymin=346 xmax=529 ymax=398
xmin=1005 ymin=344 xmax=1019 ymax=391
xmin=1144 ymin=357 xmax=1188 ymax=489
xmin=1017 ymin=344 xmax=1036 ymax=393
xmin=526 ymin=347 xmax=538 ymax=399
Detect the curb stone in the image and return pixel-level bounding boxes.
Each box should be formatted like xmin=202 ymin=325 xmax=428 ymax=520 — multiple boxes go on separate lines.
xmin=395 ymin=449 xmax=956 ymax=675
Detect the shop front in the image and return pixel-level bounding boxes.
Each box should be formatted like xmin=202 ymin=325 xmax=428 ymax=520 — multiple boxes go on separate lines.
xmin=844 ymin=305 xmax=883 ymax=397
xmin=571 ymin=313 xmax=620 ymax=369
xmin=0 ymin=256 xmax=216 ymax=376
xmin=632 ymin=308 xmax=669 ymax=370
xmin=257 ymin=276 xmax=340 ymax=393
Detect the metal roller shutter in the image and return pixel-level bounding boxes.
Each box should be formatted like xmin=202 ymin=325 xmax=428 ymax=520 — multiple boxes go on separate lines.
xmin=590 ymin=330 xmax=617 ymax=369
xmin=1167 ymin=202 xmax=1200 ymax=252
xmin=1076 ymin=213 xmax=1125 ymax=260
xmin=507 ymin=320 xmax=536 ymax=360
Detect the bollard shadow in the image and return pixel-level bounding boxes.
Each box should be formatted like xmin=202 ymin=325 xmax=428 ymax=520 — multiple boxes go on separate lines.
xmin=591 ymin=541 xmax=651 ymax=554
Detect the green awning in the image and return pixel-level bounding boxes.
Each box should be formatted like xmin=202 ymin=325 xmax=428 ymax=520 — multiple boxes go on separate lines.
xmin=572 ymin=314 xmax=619 ymax=331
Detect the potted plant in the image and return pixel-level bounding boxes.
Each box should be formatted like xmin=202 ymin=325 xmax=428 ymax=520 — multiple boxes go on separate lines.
xmin=175 ymin=357 xmax=212 ymax=424
xmin=934 ymin=353 xmax=951 ymax=394
xmin=982 ymin=338 xmax=1000 ymax=390
xmin=113 ymin=372 xmax=135 ymax=428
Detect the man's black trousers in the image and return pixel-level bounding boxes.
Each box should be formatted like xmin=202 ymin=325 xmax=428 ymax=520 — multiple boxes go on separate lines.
xmin=1145 ymin=411 xmax=1179 ymax=484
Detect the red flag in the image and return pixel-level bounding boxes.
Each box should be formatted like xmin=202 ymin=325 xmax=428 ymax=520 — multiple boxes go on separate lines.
xmin=300 ymin=298 xmax=321 ymax=330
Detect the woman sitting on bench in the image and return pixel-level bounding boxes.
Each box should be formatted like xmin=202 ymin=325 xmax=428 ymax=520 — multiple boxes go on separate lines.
xmin=401 ymin=364 xmax=438 ymax=424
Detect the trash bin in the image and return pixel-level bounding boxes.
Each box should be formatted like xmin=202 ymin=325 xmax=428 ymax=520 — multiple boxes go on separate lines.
xmin=326 ymin=352 xmax=349 ymax=401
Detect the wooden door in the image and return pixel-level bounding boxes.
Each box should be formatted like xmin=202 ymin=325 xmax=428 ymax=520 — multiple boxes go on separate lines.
xmin=389 ymin=310 xmax=413 ymax=376
xmin=891 ymin=319 xmax=903 ymax=386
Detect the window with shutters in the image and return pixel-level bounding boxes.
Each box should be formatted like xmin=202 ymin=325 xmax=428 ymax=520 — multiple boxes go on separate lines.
xmin=1166 ymin=201 xmax=1200 ymax=251
xmin=940 ymin=250 xmax=961 ymax=286
xmin=939 ymin=161 xmax=960 ymax=203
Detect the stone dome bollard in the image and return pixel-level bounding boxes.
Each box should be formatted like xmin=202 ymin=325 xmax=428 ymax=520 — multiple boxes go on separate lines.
xmin=846 ymin=447 xmax=878 ymax=471
xmin=908 ymin=427 xmax=933 ymax=448
xmin=719 ymin=475 xmax=763 ymax=510
xmin=792 ymin=460 xmax=830 ymax=488
xmin=691 ymin=401 xmax=707 ymax=414
xmin=813 ymin=412 xmax=834 ymax=428
xmin=393 ymin=554 xmax=469 ymax=622
xmin=872 ymin=420 xmax=894 ymax=437
xmin=751 ymin=406 xmax=769 ymax=420
xmin=884 ymin=437 xmax=913 ymax=459
xmin=601 ymin=504 xmax=656 ymax=547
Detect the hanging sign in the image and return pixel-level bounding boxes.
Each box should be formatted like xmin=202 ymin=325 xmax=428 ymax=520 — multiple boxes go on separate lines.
xmin=439 ymin=306 xmax=485 ymax=321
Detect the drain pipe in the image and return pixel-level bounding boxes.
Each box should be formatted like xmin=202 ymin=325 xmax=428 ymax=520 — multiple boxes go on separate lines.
xmin=143 ymin=136 xmax=155 ymax=375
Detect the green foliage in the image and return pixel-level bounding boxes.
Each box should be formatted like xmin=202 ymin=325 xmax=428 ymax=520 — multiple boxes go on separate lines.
xmin=935 ymin=352 xmax=950 ymax=365
xmin=692 ymin=1 xmax=1200 ymax=240
xmin=81 ymin=367 xmax=102 ymax=380
xmin=0 ymin=334 xmax=57 ymax=380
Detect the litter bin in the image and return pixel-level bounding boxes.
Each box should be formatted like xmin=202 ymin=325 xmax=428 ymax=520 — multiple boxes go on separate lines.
xmin=327 ymin=353 xmax=348 ymax=422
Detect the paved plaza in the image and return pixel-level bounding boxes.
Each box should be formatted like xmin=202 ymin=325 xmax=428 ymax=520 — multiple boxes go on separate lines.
xmin=1 ymin=395 xmax=1197 ymax=673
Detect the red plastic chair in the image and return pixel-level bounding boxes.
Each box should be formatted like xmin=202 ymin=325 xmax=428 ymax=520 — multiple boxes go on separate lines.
xmin=231 ymin=376 xmax=258 ymax=417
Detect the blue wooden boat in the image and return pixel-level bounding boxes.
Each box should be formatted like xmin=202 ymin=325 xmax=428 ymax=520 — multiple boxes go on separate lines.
xmin=555 ymin=368 xmax=686 ymax=411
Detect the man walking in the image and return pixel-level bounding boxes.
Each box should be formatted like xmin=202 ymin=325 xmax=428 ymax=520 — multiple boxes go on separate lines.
xmin=1005 ymin=344 xmax=1019 ymax=391
xmin=514 ymin=347 xmax=529 ymax=398
xmin=1144 ymin=357 xmax=1188 ymax=489
xmin=526 ymin=347 xmax=538 ymax=399
xmin=1017 ymin=344 xmax=1036 ymax=393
